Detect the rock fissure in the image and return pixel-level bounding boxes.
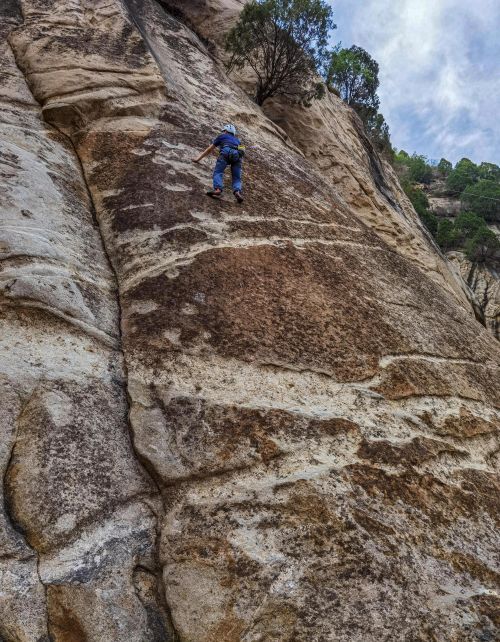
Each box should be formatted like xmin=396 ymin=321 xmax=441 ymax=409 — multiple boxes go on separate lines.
xmin=2 ymin=4 xmax=175 ymax=637
xmin=36 ymin=553 xmax=51 ymax=640
xmin=2 ymin=410 xmax=29 ymax=544
xmin=126 ymin=386 xmax=166 ymax=501
xmin=2 ymin=400 xmax=51 ymax=638
xmin=67 ymin=144 xmax=168 ymax=505
xmin=9 ymin=6 xmax=163 ymax=488
xmin=55 ymin=110 xmax=178 ymax=638
xmin=47 ymin=108 xmax=176 ymax=642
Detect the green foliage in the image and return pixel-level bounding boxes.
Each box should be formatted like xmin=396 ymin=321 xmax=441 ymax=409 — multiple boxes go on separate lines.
xmin=478 ymin=162 xmax=500 ymax=182
xmin=407 ymin=154 xmax=433 ymax=184
xmin=419 ymin=210 xmax=439 ymax=237
xmin=326 ymin=45 xmax=394 ymax=158
xmin=402 ymin=181 xmax=429 ymax=216
xmin=396 ymin=149 xmax=410 ymax=160
xmin=446 ymin=157 xmax=479 ymax=195
xmin=362 ymin=110 xmax=393 ymax=158
xmin=394 ymin=151 xmax=433 ymax=184
xmin=226 ymin=0 xmax=335 ymax=106
xmin=326 ymin=45 xmax=379 ymax=110
xmin=371 ymin=114 xmax=393 ymax=160
xmin=461 ymin=180 xmax=500 ymax=222
xmin=400 ymin=185 xmax=500 ymax=263
xmin=465 ymin=227 xmax=500 ymax=262
xmin=401 ymin=180 xmax=437 ymax=235
xmin=455 ymin=158 xmax=480 ymax=176
xmin=431 ymin=211 xmax=500 ymax=263
xmin=436 ymin=219 xmax=458 ymax=250
xmin=396 ymin=151 xmax=499 ymax=264
xmin=453 ymin=211 xmax=487 ymax=244
xmin=437 ymin=158 xmax=452 ymax=177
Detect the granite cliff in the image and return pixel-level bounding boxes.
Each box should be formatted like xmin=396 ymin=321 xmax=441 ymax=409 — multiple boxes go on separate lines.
xmin=1 ymin=1 xmax=499 ymax=641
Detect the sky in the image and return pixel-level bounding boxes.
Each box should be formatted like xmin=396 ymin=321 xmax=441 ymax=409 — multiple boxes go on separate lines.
xmin=329 ymin=0 xmax=500 ymax=165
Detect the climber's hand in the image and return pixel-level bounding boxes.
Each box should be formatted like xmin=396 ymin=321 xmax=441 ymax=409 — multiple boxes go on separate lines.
xmin=192 ymin=158 xmax=200 ymax=163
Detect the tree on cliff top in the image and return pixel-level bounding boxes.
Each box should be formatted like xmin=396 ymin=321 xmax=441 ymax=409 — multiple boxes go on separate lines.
xmin=446 ymin=157 xmax=479 ymax=194
xmin=326 ymin=46 xmax=393 ymax=158
xmin=396 ymin=152 xmax=433 ymax=184
xmin=326 ymin=45 xmax=380 ymax=110
xmin=437 ymin=158 xmax=452 ymax=177
xmin=225 ymin=0 xmax=335 ymax=106
xmin=478 ymin=162 xmax=500 ymax=182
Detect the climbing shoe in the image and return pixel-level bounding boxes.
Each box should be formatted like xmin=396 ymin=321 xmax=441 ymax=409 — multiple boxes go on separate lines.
xmin=234 ymin=190 xmax=244 ymax=203
xmin=207 ymin=188 xmax=222 ymax=198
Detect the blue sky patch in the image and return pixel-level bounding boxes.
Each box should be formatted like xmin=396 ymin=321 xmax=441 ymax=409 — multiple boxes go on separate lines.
xmin=330 ymin=0 xmax=500 ymax=165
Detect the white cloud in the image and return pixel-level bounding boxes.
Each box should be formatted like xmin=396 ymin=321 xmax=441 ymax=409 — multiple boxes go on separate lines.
xmin=331 ymin=0 xmax=500 ymax=164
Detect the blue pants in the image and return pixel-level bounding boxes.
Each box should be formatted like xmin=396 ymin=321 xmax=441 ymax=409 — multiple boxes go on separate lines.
xmin=213 ymin=151 xmax=242 ymax=192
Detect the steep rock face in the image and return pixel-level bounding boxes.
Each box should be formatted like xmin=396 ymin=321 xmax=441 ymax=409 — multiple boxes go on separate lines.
xmin=163 ymin=0 xmax=474 ymax=313
xmin=261 ymin=96 xmax=477 ymax=306
xmin=428 ymin=194 xmax=462 ymax=218
xmin=449 ymin=252 xmax=500 ymax=340
xmin=172 ymin=0 xmax=500 ymax=342
xmin=2 ymin=1 xmax=500 ymax=642
xmin=0 ymin=2 xmax=170 ymax=639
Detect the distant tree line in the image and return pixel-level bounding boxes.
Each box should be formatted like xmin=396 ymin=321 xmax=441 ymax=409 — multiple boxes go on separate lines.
xmin=394 ymin=152 xmax=500 ymax=263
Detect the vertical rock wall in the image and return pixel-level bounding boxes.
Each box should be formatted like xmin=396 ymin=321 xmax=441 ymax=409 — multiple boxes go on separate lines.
xmin=0 ymin=1 xmax=171 ymax=639
xmin=1 ymin=0 xmax=500 ymax=640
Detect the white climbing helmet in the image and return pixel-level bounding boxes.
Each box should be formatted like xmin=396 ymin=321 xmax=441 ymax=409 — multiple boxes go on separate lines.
xmin=223 ymin=123 xmax=237 ymax=135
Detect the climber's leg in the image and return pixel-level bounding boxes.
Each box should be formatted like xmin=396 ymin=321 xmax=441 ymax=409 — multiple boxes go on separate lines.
xmin=231 ymin=160 xmax=242 ymax=193
xmin=213 ymin=155 xmax=227 ymax=191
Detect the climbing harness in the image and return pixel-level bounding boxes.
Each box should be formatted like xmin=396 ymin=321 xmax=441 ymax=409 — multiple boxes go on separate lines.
xmin=220 ymin=146 xmax=243 ymax=163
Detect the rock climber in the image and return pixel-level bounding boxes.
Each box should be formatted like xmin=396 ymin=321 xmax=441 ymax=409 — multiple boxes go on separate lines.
xmin=192 ymin=124 xmax=244 ymax=202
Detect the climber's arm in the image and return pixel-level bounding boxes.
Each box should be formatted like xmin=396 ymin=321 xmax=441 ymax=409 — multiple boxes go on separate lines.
xmin=192 ymin=144 xmax=216 ymax=163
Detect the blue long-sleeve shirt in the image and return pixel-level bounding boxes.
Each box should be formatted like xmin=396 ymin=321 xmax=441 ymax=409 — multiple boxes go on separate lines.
xmin=213 ymin=133 xmax=241 ymax=149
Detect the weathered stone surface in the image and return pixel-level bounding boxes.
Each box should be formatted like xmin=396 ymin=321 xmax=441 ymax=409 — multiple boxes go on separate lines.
xmin=162 ymin=0 xmax=475 ymax=312
xmin=429 ymin=194 xmax=463 ymax=218
xmin=10 ymin=0 xmax=165 ymax=137
xmin=0 ymin=2 xmax=168 ymax=639
xmin=159 ymin=0 xmax=244 ymax=44
xmin=41 ymin=501 xmax=169 ymax=642
xmin=449 ymin=251 xmax=500 ymax=340
xmin=5 ymin=381 xmax=150 ymax=552
xmin=261 ymin=94 xmax=476 ymax=306
xmin=2 ymin=0 xmax=500 ymax=640
xmin=0 ymin=378 xmax=48 ymax=641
